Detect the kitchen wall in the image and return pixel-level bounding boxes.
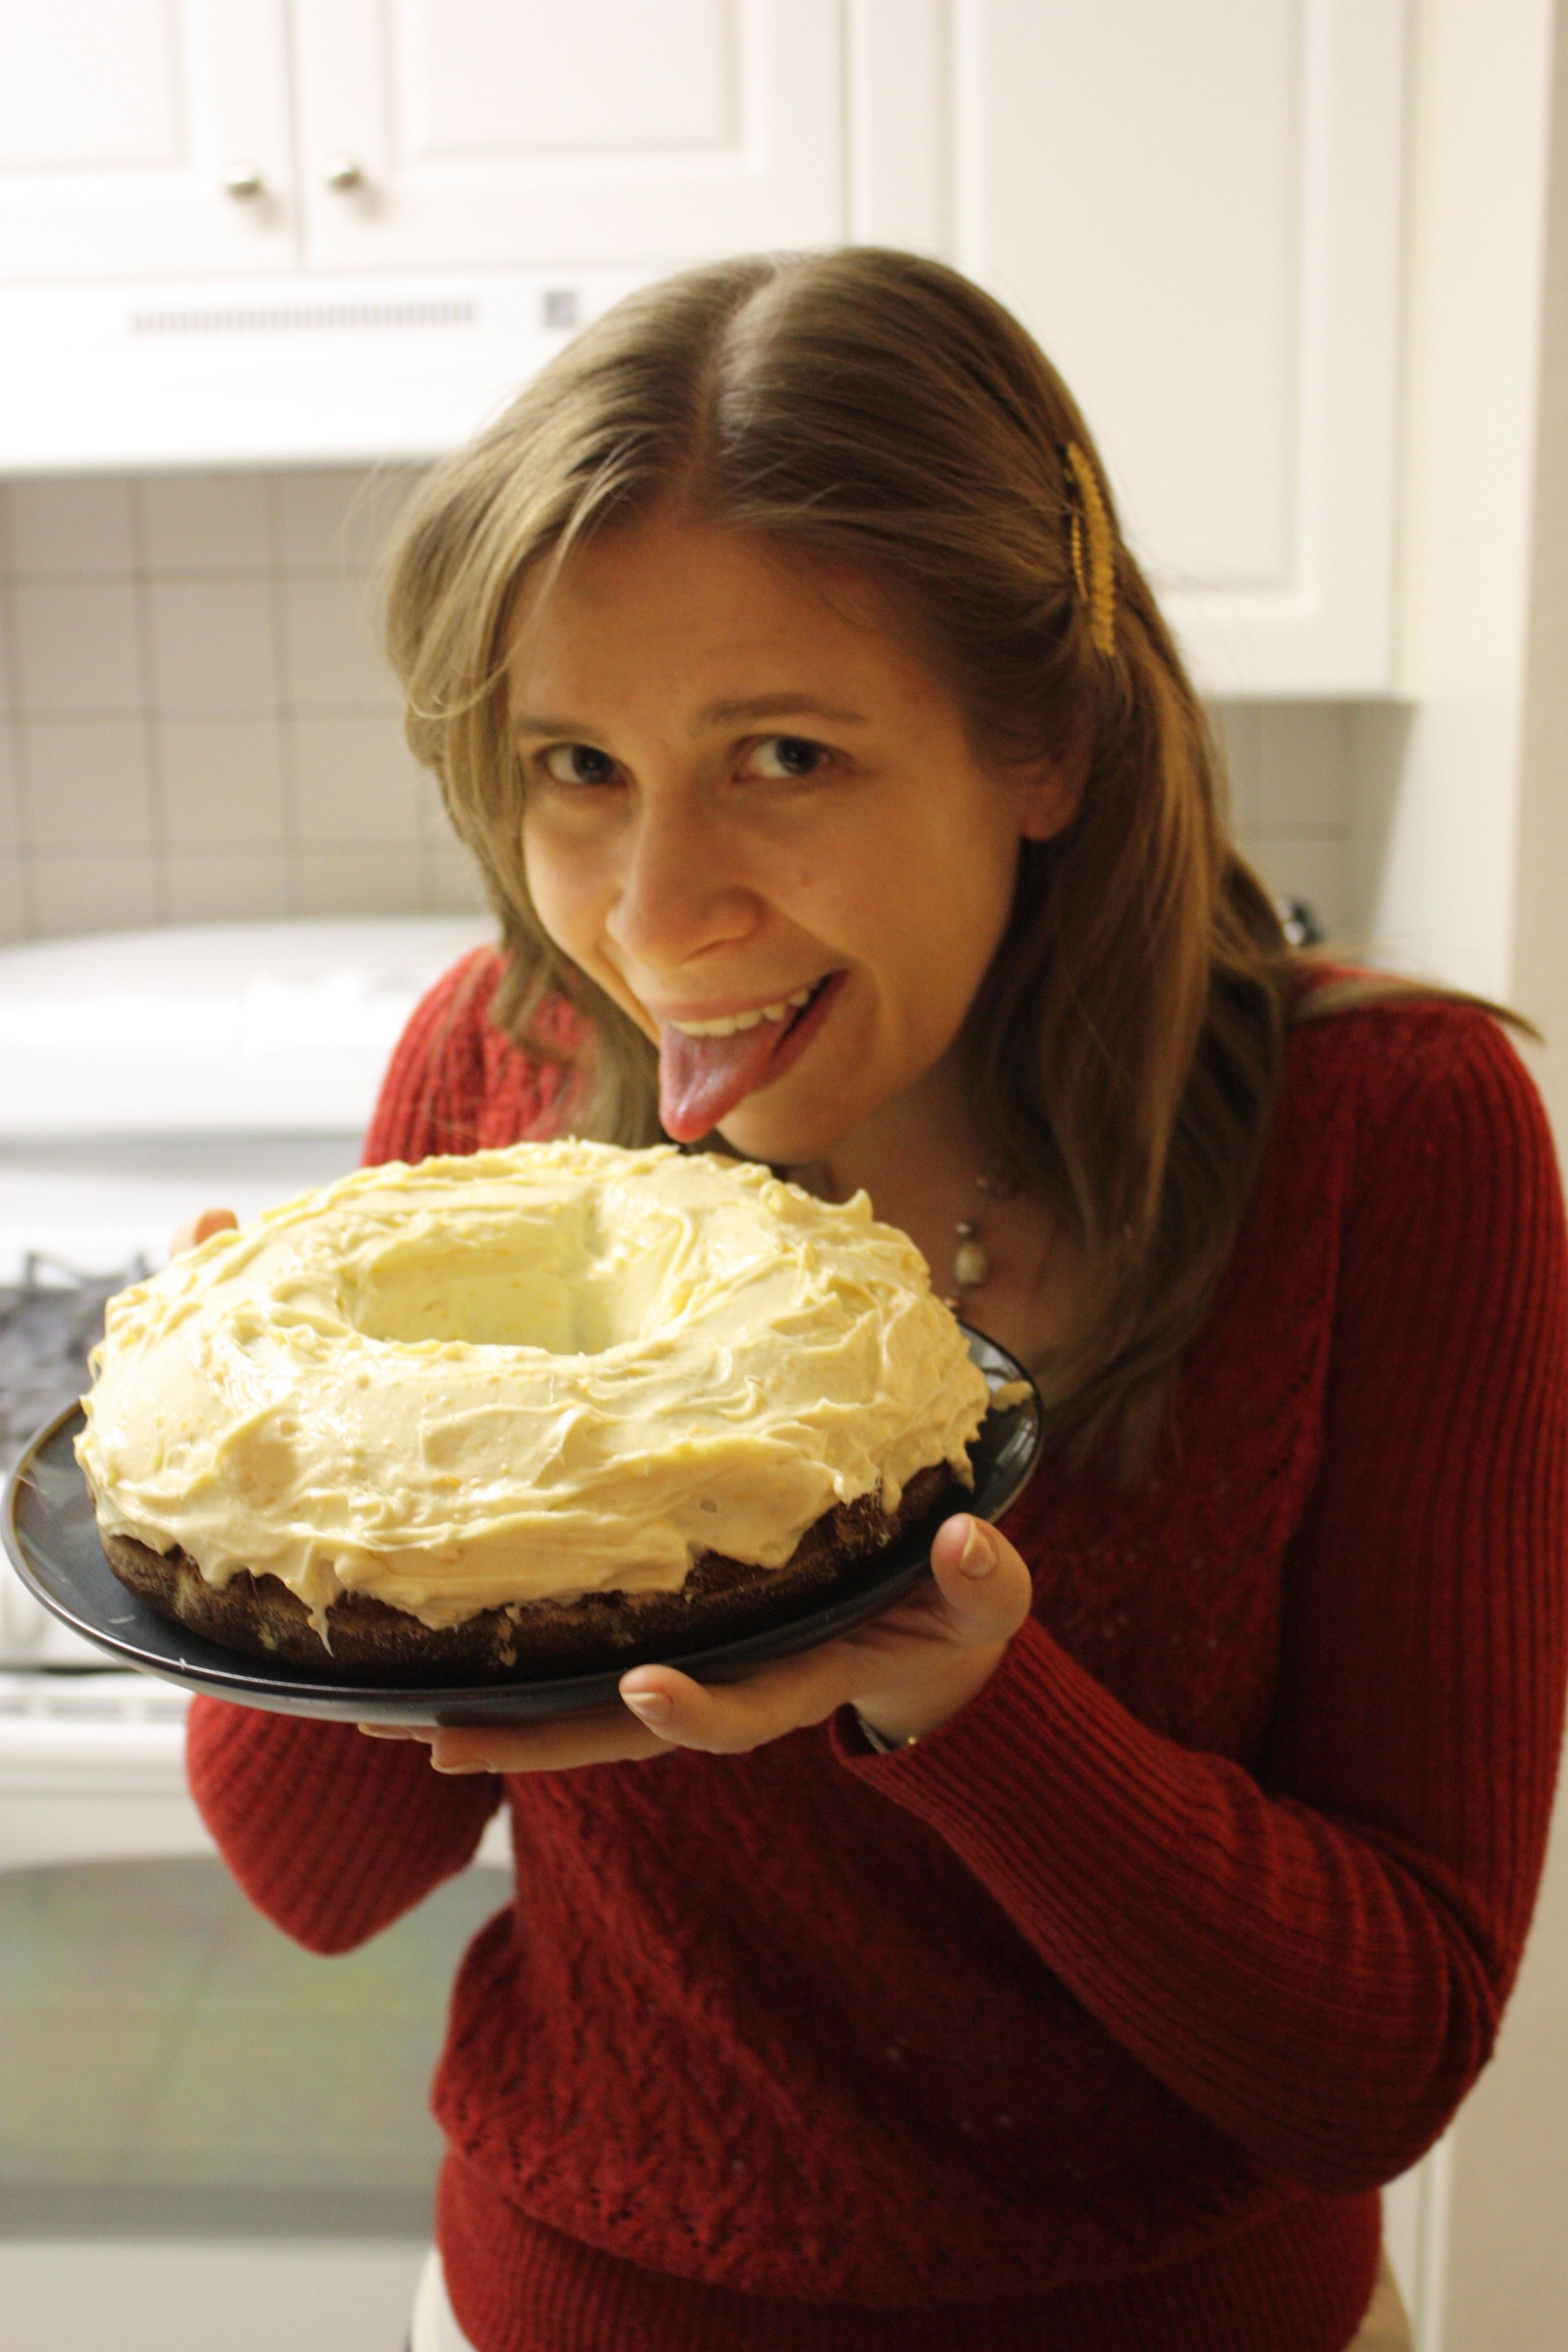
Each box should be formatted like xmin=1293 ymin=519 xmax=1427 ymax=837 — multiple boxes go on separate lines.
xmin=0 ymin=469 xmax=482 ymax=944
xmin=0 ymin=466 xmax=1368 ymax=953
xmin=1440 ymin=2 xmax=1568 ymax=2344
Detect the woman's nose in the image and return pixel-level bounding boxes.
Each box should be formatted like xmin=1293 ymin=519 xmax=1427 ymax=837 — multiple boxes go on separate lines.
xmin=604 ymin=803 xmax=762 ymax=973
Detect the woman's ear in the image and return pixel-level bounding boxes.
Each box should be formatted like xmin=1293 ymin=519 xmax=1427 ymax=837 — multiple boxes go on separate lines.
xmin=1017 ymin=753 xmax=1085 ymax=843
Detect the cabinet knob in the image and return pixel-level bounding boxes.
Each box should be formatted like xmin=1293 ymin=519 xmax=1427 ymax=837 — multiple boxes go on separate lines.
xmin=222 ymin=165 xmax=265 ymax=200
xmin=324 ymin=156 xmax=367 ymax=193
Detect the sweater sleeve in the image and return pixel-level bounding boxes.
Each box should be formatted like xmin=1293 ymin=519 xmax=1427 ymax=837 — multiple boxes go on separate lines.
xmin=186 ymin=1700 xmax=503 ymax=1954
xmin=831 ymin=1014 xmax=1568 ymax=2194
xmin=359 ymin=942 xmax=584 ymax=1168
xmin=186 ymin=951 xmax=543 ymax=1952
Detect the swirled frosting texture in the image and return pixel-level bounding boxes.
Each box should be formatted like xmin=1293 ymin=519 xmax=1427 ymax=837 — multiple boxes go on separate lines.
xmin=76 ymin=1141 xmax=992 ymax=1629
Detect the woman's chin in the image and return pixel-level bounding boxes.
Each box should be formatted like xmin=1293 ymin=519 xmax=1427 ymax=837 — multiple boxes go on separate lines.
xmin=715 ymin=1084 xmax=863 ymax=1169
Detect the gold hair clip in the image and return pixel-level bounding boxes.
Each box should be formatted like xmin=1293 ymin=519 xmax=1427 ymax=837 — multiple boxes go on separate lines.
xmin=1065 ymin=443 xmax=1117 ymax=657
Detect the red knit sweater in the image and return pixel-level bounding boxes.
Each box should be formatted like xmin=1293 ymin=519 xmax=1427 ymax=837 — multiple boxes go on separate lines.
xmin=187 ymin=953 xmax=1568 ymax=2352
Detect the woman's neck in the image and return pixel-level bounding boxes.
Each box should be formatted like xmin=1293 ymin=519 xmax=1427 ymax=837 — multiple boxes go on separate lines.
xmin=781 ymin=1062 xmax=1079 ymax=1365
xmin=788 ymin=1046 xmax=983 ymax=1215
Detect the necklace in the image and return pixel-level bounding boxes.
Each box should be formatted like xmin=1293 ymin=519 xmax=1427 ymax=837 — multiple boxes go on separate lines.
xmin=791 ymin=1159 xmax=1004 ymax=1316
xmin=942 ymin=1174 xmax=1000 ymax=1313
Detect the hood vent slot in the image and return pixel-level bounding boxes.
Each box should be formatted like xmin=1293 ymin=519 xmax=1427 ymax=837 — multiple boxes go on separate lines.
xmin=128 ymin=298 xmax=480 ymax=337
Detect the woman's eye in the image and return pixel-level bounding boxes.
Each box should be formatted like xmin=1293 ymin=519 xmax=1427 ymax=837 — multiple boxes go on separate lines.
xmin=541 ymin=743 xmax=619 ymax=787
xmin=748 ymin=736 xmax=827 ymax=780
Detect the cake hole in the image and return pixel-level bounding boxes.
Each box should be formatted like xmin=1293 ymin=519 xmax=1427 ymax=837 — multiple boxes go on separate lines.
xmin=342 ymin=1210 xmax=678 ymax=1355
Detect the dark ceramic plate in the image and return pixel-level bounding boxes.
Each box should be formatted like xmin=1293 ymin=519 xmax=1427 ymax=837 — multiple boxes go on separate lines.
xmin=3 ymin=1327 xmax=1042 ymax=1727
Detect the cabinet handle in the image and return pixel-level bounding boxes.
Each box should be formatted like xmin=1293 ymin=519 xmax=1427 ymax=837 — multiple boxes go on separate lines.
xmin=222 ymin=165 xmax=266 ymax=200
xmin=324 ymin=156 xmax=366 ymax=193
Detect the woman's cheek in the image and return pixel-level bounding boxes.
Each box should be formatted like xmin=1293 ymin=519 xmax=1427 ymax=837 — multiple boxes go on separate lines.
xmin=522 ymin=820 xmax=598 ymax=960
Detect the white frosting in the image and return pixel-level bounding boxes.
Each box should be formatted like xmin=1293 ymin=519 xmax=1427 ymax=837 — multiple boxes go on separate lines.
xmin=76 ymin=1141 xmax=993 ymax=1631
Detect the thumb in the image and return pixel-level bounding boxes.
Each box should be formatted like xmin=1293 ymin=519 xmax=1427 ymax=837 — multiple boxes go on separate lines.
xmin=171 ymin=1206 xmax=239 ymax=1257
xmin=928 ymin=1513 xmax=1033 ymax=1642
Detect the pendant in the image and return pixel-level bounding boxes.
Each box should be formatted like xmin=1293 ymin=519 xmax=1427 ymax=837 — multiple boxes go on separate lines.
xmin=952 ymin=1217 xmax=990 ymax=1292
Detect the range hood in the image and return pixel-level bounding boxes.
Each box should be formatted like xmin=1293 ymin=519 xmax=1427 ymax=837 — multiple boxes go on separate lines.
xmin=0 ymin=270 xmax=644 ymax=473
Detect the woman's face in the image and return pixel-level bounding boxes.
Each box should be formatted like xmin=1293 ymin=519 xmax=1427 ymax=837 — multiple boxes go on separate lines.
xmin=508 ymin=509 xmax=1076 ymax=1164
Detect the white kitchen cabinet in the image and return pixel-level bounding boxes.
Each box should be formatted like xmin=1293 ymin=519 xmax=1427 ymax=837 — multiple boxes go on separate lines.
xmin=850 ymin=0 xmax=1407 ymax=694
xmin=0 ymin=0 xmax=842 ymax=282
xmin=290 ymin=0 xmax=844 ymax=270
xmin=0 ymin=0 xmax=846 ymax=480
xmin=0 ymin=0 xmax=294 ymax=280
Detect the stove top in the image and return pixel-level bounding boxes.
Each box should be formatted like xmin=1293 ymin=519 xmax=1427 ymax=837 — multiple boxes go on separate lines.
xmin=0 ymin=1254 xmax=143 ymax=1475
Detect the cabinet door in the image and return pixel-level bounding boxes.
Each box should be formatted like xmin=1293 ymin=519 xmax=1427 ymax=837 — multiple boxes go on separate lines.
xmin=291 ymin=0 xmax=845 ymax=271
xmin=0 ymin=0 xmax=295 ymax=281
xmin=850 ymin=0 xmax=1406 ymax=694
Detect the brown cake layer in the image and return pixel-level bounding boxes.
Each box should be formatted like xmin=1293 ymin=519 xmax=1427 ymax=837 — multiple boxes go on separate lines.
xmin=96 ymin=1460 xmax=955 ymax=1686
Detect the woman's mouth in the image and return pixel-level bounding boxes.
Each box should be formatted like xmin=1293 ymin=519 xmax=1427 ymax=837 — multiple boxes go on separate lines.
xmin=655 ymin=973 xmax=844 ymax=1141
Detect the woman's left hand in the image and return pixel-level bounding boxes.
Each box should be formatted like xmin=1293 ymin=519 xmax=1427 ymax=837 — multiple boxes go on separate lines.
xmin=365 ymin=1512 xmax=1033 ymax=1776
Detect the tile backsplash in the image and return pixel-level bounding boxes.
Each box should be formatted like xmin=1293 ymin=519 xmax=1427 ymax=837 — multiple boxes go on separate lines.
xmin=0 ymin=470 xmax=1353 ymax=948
xmin=0 ymin=470 xmax=483 ymax=945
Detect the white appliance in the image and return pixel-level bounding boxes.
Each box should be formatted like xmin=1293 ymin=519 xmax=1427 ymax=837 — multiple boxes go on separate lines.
xmin=0 ymin=916 xmax=517 ymax=2352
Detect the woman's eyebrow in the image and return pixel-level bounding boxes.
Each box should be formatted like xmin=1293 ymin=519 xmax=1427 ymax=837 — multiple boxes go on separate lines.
xmin=511 ymin=711 xmax=596 ymax=739
xmin=510 ymin=695 xmax=870 ymax=740
xmin=691 ymin=694 xmax=870 ymax=731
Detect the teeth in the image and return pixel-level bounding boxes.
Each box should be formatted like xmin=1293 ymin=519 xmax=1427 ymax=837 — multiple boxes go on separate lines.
xmin=668 ymin=984 xmax=815 ymax=1038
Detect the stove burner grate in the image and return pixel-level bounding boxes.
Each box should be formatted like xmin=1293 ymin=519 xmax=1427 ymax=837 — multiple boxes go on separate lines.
xmin=0 ymin=1254 xmax=147 ymax=1475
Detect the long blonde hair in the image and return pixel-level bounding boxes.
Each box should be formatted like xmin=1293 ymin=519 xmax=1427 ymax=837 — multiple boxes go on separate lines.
xmin=382 ymin=247 xmax=1507 ymax=1479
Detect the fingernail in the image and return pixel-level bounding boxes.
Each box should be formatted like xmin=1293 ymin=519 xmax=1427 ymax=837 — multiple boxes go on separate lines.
xmin=432 ymin=1757 xmax=492 ymax=1774
xmin=958 ymin=1520 xmax=995 ymax=1578
xmin=622 ymin=1689 xmax=672 ymax=1723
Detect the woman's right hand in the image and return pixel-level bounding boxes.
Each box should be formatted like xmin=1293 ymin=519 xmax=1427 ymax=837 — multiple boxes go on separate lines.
xmin=170 ymin=1207 xmax=239 ymax=1257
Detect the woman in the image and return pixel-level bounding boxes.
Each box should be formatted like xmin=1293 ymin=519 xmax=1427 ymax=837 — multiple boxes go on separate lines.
xmin=186 ymin=249 xmax=1567 ymax=2352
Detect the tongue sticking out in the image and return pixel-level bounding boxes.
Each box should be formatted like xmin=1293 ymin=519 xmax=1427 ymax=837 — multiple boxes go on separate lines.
xmin=657 ymin=1015 xmax=799 ymax=1142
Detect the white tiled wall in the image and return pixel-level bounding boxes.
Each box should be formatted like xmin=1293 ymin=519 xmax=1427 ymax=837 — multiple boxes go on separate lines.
xmin=0 ymin=469 xmax=1356 ymax=948
xmin=0 ymin=470 xmax=485 ymax=943
xmin=1212 ymin=700 xmax=1359 ymax=943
